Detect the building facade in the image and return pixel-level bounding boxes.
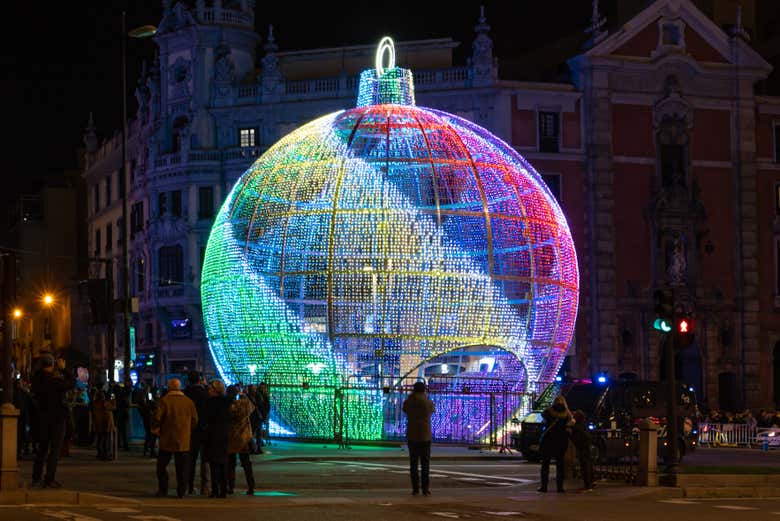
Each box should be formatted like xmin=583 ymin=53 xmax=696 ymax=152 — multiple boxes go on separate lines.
xmin=83 ymin=0 xmax=780 ymax=409
xmin=6 ymin=172 xmax=87 ymax=376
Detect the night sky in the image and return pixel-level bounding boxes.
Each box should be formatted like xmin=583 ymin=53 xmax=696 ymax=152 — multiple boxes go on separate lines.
xmin=5 ymin=1 xmax=779 ymax=206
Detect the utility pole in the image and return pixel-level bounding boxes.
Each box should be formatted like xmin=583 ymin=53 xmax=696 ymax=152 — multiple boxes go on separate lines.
xmin=120 ymin=11 xmax=132 ymax=382
xmin=665 ymin=310 xmax=679 ymax=470
xmin=1 ymin=252 xmax=15 ymax=404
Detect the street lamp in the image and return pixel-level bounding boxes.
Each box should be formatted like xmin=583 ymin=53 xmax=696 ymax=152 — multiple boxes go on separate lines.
xmin=41 ymin=292 xmax=55 ymax=349
xmin=119 ymin=12 xmax=157 ymax=382
xmin=12 ymin=308 xmax=22 ymax=319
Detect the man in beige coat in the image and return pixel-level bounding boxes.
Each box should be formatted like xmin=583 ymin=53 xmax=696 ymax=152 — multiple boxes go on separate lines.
xmin=152 ymin=378 xmax=198 ymax=498
xmin=402 ymin=381 xmax=435 ymax=496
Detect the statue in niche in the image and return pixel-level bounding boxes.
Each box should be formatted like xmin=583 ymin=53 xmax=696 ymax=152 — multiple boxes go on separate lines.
xmin=214 ymin=51 xmax=235 ymax=84
xmin=666 ymin=233 xmax=687 ymax=286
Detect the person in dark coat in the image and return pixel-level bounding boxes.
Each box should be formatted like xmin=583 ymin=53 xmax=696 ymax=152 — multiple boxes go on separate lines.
xmin=92 ymin=389 xmax=116 ymax=460
xmin=538 ymin=395 xmax=573 ymax=493
xmin=570 ymin=410 xmax=594 ymax=491
xmin=13 ymin=379 xmax=32 ymax=457
xmin=137 ymin=384 xmax=158 ymax=457
xmin=31 ymin=356 xmax=75 ymax=488
xmin=184 ymin=371 xmax=211 ymax=495
xmin=114 ymin=379 xmax=132 ymax=450
xmin=402 ymin=381 xmax=435 ymax=496
xmin=256 ymin=383 xmax=271 ymax=448
xmin=201 ymin=379 xmax=232 ymax=498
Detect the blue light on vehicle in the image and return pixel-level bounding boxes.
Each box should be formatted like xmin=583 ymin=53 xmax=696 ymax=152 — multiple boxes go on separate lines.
xmin=688 ymin=386 xmax=694 ymax=392
xmin=597 ymin=375 xmax=607 ymax=384
xmin=692 ymin=429 xmax=698 ymax=435
xmin=587 ymin=423 xmax=596 ymax=431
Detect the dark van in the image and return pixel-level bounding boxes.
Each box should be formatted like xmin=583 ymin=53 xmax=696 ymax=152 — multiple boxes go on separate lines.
xmin=513 ymin=379 xmax=698 ymax=463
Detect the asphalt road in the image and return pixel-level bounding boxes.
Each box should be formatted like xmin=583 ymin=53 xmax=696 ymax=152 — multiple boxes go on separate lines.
xmin=9 ymin=448 xmax=780 ymax=521
xmin=5 ymin=494 xmax=780 ymax=521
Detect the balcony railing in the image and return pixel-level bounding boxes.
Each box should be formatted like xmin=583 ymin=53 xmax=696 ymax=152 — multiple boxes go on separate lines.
xmin=199 ymin=8 xmax=253 ymax=28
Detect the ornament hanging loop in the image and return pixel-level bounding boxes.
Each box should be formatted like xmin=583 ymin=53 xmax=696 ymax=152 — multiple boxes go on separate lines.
xmin=375 ymin=36 xmax=395 ymax=77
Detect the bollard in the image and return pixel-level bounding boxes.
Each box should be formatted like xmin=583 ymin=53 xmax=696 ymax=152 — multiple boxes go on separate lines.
xmin=0 ymin=402 xmax=20 ymax=491
xmin=637 ymin=418 xmax=658 ymax=487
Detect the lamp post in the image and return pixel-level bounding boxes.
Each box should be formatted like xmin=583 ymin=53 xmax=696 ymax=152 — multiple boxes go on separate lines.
xmin=120 ymin=12 xmax=157 ymax=382
xmin=42 ymin=293 xmax=54 ymax=351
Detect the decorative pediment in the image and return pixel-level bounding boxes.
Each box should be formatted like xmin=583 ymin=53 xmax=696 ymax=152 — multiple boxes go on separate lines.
xmin=584 ymin=0 xmax=770 ymax=73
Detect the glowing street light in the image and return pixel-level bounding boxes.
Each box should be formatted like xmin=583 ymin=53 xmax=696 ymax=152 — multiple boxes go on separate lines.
xmin=12 ymin=308 xmax=22 ymax=319
xmin=43 ymin=294 xmax=54 ymax=306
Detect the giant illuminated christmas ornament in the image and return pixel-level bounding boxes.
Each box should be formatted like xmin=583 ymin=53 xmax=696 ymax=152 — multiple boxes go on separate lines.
xmin=202 ymin=37 xmax=579 ymax=440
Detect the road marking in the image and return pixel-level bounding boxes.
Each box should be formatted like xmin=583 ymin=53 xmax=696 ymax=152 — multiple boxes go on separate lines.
xmin=431 ymin=513 xmax=460 ymax=518
xmin=658 ymin=499 xmax=700 ymax=504
xmin=41 ymin=511 xmax=103 ymax=521
xmin=455 ymin=477 xmax=485 ymax=482
xmin=713 ymin=506 xmax=759 ymax=511
xmin=485 ymin=481 xmax=514 ymax=486
xmin=328 ymin=461 xmax=533 ymax=484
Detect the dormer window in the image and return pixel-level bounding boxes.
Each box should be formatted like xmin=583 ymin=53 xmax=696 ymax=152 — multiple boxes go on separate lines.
xmin=655 ymin=19 xmax=686 ymax=55
xmin=663 ymin=24 xmax=681 ymax=46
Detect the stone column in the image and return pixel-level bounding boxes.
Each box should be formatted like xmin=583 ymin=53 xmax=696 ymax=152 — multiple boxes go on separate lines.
xmin=637 ymin=418 xmax=658 ymax=486
xmin=0 ymin=403 xmax=20 ymax=491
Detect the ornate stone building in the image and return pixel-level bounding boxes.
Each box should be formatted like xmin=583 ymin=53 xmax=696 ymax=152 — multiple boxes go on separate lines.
xmin=83 ymin=0 xmax=780 ymax=409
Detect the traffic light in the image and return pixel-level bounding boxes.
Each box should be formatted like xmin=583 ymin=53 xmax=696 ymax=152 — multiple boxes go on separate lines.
xmin=653 ymin=289 xmax=674 ymax=332
xmin=653 ymin=318 xmax=672 ymax=332
xmin=675 ymin=317 xmax=695 ymax=348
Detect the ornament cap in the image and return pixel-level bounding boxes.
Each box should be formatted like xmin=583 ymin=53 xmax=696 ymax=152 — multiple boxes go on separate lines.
xmin=356 ymin=36 xmax=415 ymax=107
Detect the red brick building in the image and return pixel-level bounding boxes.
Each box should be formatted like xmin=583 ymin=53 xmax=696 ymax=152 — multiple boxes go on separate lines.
xmin=511 ymin=0 xmax=780 ymax=410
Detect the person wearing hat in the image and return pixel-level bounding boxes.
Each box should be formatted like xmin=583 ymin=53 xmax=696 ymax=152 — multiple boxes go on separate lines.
xmin=402 ymin=381 xmax=435 ymax=496
xmin=31 ymin=355 xmax=74 ymax=488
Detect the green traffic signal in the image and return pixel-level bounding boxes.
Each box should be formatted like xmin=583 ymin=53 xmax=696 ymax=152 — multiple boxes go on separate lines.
xmin=653 ymin=318 xmax=672 ymax=332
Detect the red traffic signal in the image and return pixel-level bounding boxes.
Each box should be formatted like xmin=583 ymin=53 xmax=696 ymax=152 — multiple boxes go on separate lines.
xmin=675 ymin=317 xmax=695 ymax=349
xmin=677 ymin=318 xmax=693 ymax=334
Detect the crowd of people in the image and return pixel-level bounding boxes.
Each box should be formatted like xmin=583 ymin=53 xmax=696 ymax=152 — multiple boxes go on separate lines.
xmin=11 ymin=357 xmax=271 ymax=495
xmin=701 ymin=408 xmax=780 ymax=428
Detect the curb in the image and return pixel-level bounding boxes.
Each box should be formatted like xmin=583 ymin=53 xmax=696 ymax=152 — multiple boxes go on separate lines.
xmin=0 ymin=489 xmax=140 ymax=506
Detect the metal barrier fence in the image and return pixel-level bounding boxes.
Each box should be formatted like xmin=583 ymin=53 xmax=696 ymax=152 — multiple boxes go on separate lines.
xmin=592 ymin=429 xmax=639 ymax=483
xmin=138 ymin=371 xmax=533 ymax=447
xmin=229 ymin=371 xmax=534 ymax=447
xmin=698 ymin=422 xmax=756 ymax=447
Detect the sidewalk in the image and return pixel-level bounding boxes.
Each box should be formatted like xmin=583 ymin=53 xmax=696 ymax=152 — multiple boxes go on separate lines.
xmin=260 ymin=440 xmax=525 ymax=461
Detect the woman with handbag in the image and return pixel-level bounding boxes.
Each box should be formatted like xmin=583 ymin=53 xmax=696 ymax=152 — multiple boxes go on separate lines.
xmin=227 ymin=385 xmax=256 ymax=495
xmin=538 ymin=395 xmax=573 ymax=493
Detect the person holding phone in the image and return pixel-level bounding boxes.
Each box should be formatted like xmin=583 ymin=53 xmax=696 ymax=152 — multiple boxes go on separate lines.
xmin=31 ymin=356 xmax=74 ymax=488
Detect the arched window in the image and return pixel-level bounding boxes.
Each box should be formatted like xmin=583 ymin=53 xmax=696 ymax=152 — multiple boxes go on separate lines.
xmin=158 ymin=245 xmax=183 ymax=286
xmin=171 ymin=117 xmax=188 ymax=153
